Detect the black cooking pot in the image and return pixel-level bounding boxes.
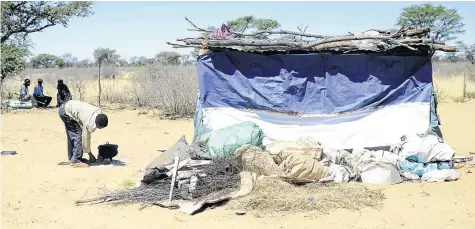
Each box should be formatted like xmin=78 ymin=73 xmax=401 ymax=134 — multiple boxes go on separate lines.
xmin=98 ymin=142 xmax=119 ymax=160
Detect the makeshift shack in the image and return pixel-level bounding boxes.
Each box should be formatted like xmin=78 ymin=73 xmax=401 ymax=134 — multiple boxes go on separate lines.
xmin=75 ymin=20 xmax=467 ymax=215
xmin=168 ymin=20 xmax=457 ymax=150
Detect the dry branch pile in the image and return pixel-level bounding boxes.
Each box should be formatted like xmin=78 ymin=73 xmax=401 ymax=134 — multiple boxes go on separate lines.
xmin=167 ymin=17 xmax=458 ymax=54
xmin=75 ymin=158 xmax=242 ymax=207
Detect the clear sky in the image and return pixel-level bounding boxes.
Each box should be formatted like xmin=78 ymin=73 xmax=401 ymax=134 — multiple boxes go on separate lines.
xmin=28 ymin=1 xmax=475 ymax=61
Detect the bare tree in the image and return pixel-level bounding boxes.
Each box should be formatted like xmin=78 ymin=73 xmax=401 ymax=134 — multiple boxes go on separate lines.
xmin=70 ymin=78 xmax=86 ymax=101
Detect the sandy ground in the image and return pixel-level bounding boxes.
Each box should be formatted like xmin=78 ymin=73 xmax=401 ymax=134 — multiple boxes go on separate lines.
xmin=1 ymin=101 xmax=475 ymax=229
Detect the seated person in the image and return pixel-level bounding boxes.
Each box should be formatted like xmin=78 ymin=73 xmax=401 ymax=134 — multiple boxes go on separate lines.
xmin=19 ymin=79 xmax=32 ymax=102
xmin=33 ymin=78 xmax=52 ymax=108
xmin=56 ymin=78 xmax=72 ymax=107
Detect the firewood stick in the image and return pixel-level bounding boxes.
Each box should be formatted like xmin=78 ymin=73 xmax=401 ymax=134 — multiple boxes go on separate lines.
xmin=168 ymin=156 xmax=180 ymax=202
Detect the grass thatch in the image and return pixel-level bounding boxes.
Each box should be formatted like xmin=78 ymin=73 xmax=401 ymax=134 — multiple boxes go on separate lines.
xmin=228 ymin=177 xmax=385 ymax=216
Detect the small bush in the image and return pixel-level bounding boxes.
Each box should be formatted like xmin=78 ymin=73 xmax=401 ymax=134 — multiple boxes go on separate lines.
xmin=131 ymin=64 xmax=197 ymax=118
xmin=466 ymin=91 xmax=475 ymax=99
xmin=453 ymin=96 xmax=465 ymax=103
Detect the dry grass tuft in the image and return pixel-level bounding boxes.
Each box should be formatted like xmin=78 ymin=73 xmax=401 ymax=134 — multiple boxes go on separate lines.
xmin=228 ymin=177 xmax=385 ymax=216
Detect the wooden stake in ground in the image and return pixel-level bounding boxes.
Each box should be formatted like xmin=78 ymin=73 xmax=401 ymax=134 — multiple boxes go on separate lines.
xmin=97 ymin=60 xmax=102 ymax=106
xmin=169 ymin=156 xmax=180 ymax=201
xmin=463 ymin=69 xmax=467 ymax=101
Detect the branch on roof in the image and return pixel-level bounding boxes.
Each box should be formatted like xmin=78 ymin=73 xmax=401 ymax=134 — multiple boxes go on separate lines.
xmin=413 ymin=44 xmax=459 ymax=52
xmin=398 ymin=38 xmax=444 ymax=45
xmin=184 ymin=17 xmax=330 ymax=39
xmin=182 ymin=39 xmax=303 ymax=47
xmin=166 ymin=42 xmax=201 ymax=48
xmin=395 ymin=27 xmax=430 ymax=37
xmin=177 ymin=37 xmax=204 ymax=41
xmin=238 ymin=30 xmax=330 ymax=39
xmin=185 ymin=17 xmax=209 ymax=33
xmin=304 ymin=35 xmax=416 ymax=50
xmin=171 ymin=20 xmax=458 ymax=53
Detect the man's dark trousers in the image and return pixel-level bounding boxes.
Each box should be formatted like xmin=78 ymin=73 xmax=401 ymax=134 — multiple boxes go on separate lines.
xmin=58 ymin=105 xmax=83 ymax=163
xmin=35 ymin=95 xmax=52 ymax=107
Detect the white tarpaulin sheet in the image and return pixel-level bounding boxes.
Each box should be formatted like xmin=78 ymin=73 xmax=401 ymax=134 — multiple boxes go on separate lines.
xmin=199 ymin=103 xmax=430 ymax=149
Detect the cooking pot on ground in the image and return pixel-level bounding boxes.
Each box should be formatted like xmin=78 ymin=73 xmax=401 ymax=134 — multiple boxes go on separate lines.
xmin=98 ymin=142 xmax=119 ymax=160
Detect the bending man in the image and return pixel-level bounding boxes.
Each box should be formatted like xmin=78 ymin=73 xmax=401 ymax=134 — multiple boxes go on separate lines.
xmin=58 ymin=100 xmax=108 ymax=167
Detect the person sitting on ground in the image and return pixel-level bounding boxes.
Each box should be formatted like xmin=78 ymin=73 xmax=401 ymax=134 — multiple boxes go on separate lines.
xmin=19 ymin=79 xmax=32 ymax=102
xmin=56 ymin=78 xmax=72 ymax=107
xmin=33 ymin=78 xmax=52 ymax=108
xmin=58 ymin=100 xmax=109 ymax=168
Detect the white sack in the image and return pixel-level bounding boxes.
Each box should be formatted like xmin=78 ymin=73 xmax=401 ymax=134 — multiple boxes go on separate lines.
xmin=360 ymin=162 xmax=403 ymax=185
xmin=421 ymin=169 xmax=460 ymax=183
xmin=400 ymin=134 xmax=455 ymax=163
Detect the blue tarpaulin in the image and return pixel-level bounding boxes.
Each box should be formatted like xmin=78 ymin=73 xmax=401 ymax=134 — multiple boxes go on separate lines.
xmin=196 ymin=51 xmax=432 ymax=115
xmin=193 ymin=51 xmax=439 ymax=148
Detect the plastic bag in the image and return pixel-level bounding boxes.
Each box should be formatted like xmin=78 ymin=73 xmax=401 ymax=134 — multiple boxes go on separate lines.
xmin=399 ymin=160 xmax=440 ymax=177
xmin=198 ymin=121 xmax=264 ymax=159
xmin=400 ymin=134 xmax=455 ymax=163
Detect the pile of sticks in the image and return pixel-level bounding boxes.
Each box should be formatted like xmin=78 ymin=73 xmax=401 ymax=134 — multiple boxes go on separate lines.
xmin=167 ymin=17 xmax=458 ymax=53
xmin=74 ymin=157 xmax=242 ymax=206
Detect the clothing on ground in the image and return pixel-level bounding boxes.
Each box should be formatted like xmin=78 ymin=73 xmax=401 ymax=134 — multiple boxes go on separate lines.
xmin=63 ymin=100 xmax=103 ymax=155
xmin=59 ymin=105 xmax=83 ymax=163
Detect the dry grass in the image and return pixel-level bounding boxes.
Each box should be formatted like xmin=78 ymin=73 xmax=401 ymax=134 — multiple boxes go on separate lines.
xmin=228 ymin=178 xmax=385 ymax=216
xmin=1 ymin=62 xmax=474 ymax=117
xmin=433 ymin=75 xmax=475 ymax=102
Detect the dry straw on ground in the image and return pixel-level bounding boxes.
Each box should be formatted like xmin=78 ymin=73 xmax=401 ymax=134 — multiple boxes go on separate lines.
xmin=2 ymin=62 xmax=474 ymax=116
xmin=229 ymin=177 xmax=385 ymax=216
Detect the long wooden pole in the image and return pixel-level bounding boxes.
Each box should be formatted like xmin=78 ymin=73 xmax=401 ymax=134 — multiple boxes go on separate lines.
xmin=98 ymin=61 xmax=102 ymax=106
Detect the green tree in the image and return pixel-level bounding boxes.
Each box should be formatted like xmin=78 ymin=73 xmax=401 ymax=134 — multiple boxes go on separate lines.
xmin=1 ymin=1 xmax=93 ymax=80
xmin=129 ymin=56 xmax=138 ymax=66
xmin=396 ymin=3 xmax=465 ymax=42
xmin=116 ymin=59 xmax=129 ymax=67
xmin=62 ymin=53 xmax=78 ymax=67
xmin=456 ymin=41 xmax=475 ymax=64
xmin=93 ymin=48 xmax=121 ymax=106
xmin=75 ymin=59 xmax=93 ymax=68
xmin=93 ymin=48 xmax=120 ymax=64
xmin=190 ymin=49 xmax=199 ymax=59
xmin=1 ymin=42 xmax=29 ymax=78
xmin=135 ymin=56 xmax=154 ymax=66
xmin=30 ymin=53 xmax=63 ymax=68
xmin=446 ymin=53 xmax=459 ymax=63
xmin=155 ymin=51 xmax=181 ymax=65
xmin=227 ymin=16 xmax=280 ymax=36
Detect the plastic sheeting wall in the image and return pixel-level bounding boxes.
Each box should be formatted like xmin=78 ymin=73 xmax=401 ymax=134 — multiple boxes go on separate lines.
xmin=193 ymin=51 xmax=436 ymax=149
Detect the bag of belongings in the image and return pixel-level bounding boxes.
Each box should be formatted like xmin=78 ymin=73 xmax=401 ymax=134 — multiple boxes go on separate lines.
xmin=267 ymin=138 xmax=328 ymax=184
xmin=234 ymin=145 xmax=280 ymax=176
xmin=276 ymin=146 xmax=329 ymax=183
xmin=197 ymin=121 xmax=264 ymax=159
xmin=142 ymin=136 xmax=208 ymax=184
